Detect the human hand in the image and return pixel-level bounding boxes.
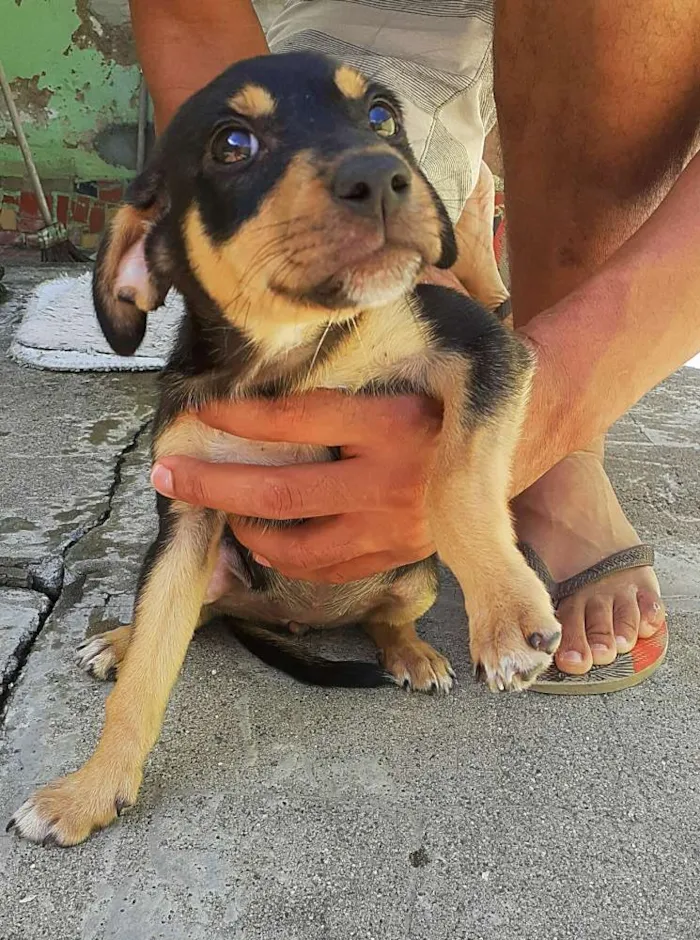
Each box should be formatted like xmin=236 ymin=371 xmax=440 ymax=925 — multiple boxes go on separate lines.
xmin=150 ymin=392 xmax=442 ymax=583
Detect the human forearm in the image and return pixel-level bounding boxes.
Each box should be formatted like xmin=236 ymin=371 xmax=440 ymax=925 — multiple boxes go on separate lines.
xmin=129 ymin=0 xmax=268 ymax=129
xmin=515 ymin=152 xmax=700 ymax=492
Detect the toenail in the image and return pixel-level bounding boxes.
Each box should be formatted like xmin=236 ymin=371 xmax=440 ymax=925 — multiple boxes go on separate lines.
xmin=615 ymin=635 xmax=629 ymax=650
xmin=590 ymin=643 xmax=610 ymax=652
xmin=560 ymin=650 xmax=583 ymax=663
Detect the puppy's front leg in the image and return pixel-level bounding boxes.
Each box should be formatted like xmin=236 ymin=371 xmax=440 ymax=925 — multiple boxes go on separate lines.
xmin=427 ymin=361 xmax=561 ymax=692
xmin=9 ymin=503 xmax=224 ymax=845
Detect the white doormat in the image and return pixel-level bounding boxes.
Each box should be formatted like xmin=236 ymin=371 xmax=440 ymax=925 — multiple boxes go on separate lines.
xmin=9 ymin=272 xmax=184 ymax=371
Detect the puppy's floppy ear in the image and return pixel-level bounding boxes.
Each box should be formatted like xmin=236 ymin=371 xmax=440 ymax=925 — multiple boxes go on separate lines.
xmin=93 ymin=152 xmax=173 ymax=356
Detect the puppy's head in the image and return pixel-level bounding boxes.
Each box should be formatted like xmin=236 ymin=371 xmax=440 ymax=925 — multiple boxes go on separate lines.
xmin=94 ymin=52 xmax=456 ymax=356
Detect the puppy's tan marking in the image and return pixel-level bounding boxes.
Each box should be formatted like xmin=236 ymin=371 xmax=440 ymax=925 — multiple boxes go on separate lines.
xmin=12 ymin=509 xmax=224 ymax=845
xmin=334 ymin=65 xmax=368 ymax=100
xmin=183 ymin=148 xmax=443 ymax=365
xmin=97 ymin=204 xmax=159 ymax=315
xmin=228 ymin=83 xmax=276 ymax=117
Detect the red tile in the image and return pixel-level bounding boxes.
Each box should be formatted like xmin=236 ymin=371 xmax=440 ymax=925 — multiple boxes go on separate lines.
xmin=56 ymin=194 xmax=69 ymax=224
xmin=71 ymin=197 xmax=89 ymax=223
xmin=89 ymin=204 xmax=105 ymax=233
xmin=19 ymin=191 xmax=39 ymax=217
xmin=19 ymin=190 xmax=52 ymax=218
xmin=98 ymin=184 xmax=123 ymax=203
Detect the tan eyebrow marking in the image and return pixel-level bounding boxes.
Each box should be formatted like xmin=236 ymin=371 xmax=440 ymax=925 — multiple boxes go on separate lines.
xmin=334 ymin=64 xmax=368 ymax=99
xmin=228 ymin=84 xmax=276 ymax=118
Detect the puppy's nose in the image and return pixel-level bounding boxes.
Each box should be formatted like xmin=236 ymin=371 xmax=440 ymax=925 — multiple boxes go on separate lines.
xmin=331 ymin=153 xmax=411 ymax=221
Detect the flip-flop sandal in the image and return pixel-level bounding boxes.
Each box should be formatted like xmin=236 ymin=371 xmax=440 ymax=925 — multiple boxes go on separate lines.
xmin=518 ymin=542 xmax=668 ymax=694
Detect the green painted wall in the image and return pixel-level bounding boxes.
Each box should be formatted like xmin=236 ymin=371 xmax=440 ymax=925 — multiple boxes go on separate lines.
xmin=1 ymin=0 xmax=141 ymax=181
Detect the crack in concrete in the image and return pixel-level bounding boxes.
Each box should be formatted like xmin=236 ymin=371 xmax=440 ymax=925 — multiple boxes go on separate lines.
xmin=628 ymin=411 xmax=655 ymax=445
xmin=0 ymin=416 xmax=151 ymax=722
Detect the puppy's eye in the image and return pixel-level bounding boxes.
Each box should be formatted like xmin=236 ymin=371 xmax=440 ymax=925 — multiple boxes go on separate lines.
xmin=368 ymin=102 xmax=398 ymax=138
xmin=212 ymin=127 xmax=260 ymax=164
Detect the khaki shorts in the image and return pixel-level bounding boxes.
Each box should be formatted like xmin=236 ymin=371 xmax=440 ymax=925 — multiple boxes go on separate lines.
xmin=256 ymin=0 xmax=496 ymax=221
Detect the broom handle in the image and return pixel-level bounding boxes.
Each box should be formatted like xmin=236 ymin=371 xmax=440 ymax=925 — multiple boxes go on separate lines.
xmin=0 ymin=59 xmax=53 ymax=227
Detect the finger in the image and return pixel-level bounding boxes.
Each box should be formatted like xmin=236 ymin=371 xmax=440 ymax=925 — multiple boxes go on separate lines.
xmin=420 ymin=264 xmax=469 ymax=294
xmin=269 ymin=550 xmax=424 ymax=585
xmin=231 ymin=515 xmax=377 ymax=573
xmin=195 ymin=392 xmax=441 ymax=447
xmin=233 ymin=515 xmax=432 ymax=574
xmin=151 ymin=455 xmax=389 ymax=519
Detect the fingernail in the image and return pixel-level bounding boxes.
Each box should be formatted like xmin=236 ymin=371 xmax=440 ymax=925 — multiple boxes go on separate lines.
xmin=150 ymin=464 xmax=174 ymax=496
xmin=253 ymin=554 xmax=271 ymax=568
xmin=615 ymin=635 xmax=629 ymax=650
xmin=559 ymin=650 xmax=583 ymax=663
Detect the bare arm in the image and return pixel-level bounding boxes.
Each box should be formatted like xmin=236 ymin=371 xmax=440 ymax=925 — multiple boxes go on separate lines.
xmin=517 ymin=150 xmax=700 ymax=491
xmin=128 ymin=0 xmax=268 ymax=129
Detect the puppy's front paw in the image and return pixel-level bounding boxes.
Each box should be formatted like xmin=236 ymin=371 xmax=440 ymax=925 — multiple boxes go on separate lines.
xmin=470 ymin=579 xmax=560 ymax=692
xmin=7 ymin=765 xmax=140 ymax=847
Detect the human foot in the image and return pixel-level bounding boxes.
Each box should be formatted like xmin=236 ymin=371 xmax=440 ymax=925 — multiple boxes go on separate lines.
xmin=512 ymin=447 xmax=666 ymax=675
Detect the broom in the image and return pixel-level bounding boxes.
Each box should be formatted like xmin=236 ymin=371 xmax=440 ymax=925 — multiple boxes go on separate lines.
xmin=0 ymin=59 xmax=91 ymax=262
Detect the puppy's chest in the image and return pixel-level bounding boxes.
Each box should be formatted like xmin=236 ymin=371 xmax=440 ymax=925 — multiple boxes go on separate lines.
xmin=157 ymin=300 xmax=431 ymax=467
xmin=301 ymin=300 xmax=432 ymax=393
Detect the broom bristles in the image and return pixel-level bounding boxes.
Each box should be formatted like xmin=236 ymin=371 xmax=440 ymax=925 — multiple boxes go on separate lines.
xmin=37 ymin=222 xmax=92 ymax=263
xmin=40 ymin=240 xmax=92 ymax=263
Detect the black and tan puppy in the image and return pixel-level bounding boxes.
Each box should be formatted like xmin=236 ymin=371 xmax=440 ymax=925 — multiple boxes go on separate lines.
xmin=9 ymin=53 xmax=561 ymax=845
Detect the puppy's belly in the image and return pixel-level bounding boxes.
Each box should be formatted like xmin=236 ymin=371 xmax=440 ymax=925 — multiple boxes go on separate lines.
xmin=161 ymin=416 xmax=393 ymax=626
xmin=206 ymin=534 xmax=391 ymax=628
xmin=176 ymin=421 xmax=368 ymax=624
xmin=208 ymin=575 xmax=387 ymax=629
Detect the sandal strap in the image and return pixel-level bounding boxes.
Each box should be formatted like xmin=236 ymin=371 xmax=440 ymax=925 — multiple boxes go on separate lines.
xmin=517 ymin=541 xmax=558 ymax=600
xmin=555 ymin=544 xmax=655 ymax=602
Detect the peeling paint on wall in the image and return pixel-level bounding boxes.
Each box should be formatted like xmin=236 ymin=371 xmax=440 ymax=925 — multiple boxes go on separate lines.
xmin=0 ymin=0 xmax=141 ymax=180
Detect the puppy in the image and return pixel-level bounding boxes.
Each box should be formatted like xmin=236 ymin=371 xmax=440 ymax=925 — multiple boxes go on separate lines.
xmin=9 ymin=53 xmax=560 ymax=846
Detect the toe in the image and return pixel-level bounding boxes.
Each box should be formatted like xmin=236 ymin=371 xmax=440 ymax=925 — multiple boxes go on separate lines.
xmin=583 ymin=595 xmax=617 ymax=665
xmin=637 ymin=588 xmax=666 ymax=638
xmin=554 ymin=598 xmax=593 ymax=675
xmin=612 ymin=586 xmax=641 ymax=653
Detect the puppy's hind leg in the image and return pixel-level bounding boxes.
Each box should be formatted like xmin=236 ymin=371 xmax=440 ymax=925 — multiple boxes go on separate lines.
xmin=9 ymin=503 xmax=225 ymax=846
xmin=365 ymin=620 xmax=455 ymax=693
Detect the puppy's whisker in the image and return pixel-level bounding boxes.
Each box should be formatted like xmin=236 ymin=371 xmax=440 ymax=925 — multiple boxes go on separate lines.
xmin=307 ymin=313 xmax=338 ymax=380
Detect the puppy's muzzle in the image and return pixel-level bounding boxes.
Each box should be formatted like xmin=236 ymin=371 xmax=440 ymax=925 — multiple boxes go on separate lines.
xmin=331 ymin=152 xmax=411 ymax=223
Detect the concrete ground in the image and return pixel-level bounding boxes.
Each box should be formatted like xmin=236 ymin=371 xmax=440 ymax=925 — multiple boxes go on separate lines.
xmin=0 ymin=262 xmax=698 ymax=940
